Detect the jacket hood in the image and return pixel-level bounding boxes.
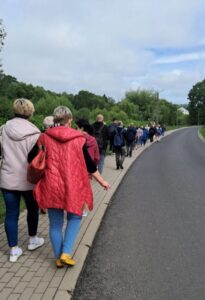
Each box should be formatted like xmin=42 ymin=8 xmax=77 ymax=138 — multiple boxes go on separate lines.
xmin=84 ymin=132 xmax=97 ymax=148
xmin=45 ymin=126 xmax=85 ymax=143
xmin=4 ymin=118 xmax=40 ymax=141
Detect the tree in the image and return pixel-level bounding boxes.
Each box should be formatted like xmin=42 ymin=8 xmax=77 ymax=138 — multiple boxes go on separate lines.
xmin=188 ymin=79 xmax=205 ymax=125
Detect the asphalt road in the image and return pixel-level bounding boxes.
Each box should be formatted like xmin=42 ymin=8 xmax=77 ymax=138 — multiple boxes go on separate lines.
xmin=73 ymin=128 xmax=205 ymax=300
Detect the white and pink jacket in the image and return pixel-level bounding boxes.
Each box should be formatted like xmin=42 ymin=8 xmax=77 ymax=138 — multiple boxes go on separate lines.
xmin=0 ymin=118 xmax=40 ymax=191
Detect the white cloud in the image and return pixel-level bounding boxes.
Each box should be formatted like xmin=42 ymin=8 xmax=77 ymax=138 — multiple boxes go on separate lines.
xmin=1 ymin=0 xmax=205 ymax=103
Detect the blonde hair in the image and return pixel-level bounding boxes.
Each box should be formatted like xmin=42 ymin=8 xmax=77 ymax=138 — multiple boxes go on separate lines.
xmin=13 ymin=98 xmax=35 ymax=118
xmin=43 ymin=116 xmax=54 ymax=129
xmin=96 ymin=114 xmax=104 ymax=122
xmin=53 ymin=106 xmax=72 ymax=125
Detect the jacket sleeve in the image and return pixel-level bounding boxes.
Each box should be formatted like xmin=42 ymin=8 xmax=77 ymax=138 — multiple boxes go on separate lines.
xmin=83 ymin=145 xmax=97 ymax=173
xmin=27 ymin=143 xmax=38 ymax=163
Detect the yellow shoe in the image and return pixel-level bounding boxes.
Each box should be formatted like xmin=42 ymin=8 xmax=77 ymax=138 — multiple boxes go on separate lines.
xmin=55 ymin=259 xmax=64 ymax=268
xmin=60 ymin=253 xmax=75 ymax=266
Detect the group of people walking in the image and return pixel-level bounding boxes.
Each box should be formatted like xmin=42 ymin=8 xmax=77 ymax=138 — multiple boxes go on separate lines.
xmin=0 ymin=99 xmax=110 ymax=267
xmin=0 ymin=98 xmax=165 ymax=267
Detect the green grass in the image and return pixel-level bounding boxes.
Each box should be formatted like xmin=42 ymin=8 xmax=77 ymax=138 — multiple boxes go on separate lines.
xmin=200 ymin=126 xmax=205 ymax=139
xmin=0 ymin=193 xmax=25 ymax=224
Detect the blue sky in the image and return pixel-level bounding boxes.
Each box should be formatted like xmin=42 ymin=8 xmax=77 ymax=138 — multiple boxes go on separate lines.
xmin=1 ymin=0 xmax=205 ymax=104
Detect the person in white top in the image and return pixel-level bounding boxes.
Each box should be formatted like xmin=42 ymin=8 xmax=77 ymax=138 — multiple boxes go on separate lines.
xmin=0 ymin=99 xmax=44 ymax=262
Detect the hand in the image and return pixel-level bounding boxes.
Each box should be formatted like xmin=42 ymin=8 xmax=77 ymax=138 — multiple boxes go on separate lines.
xmin=101 ymin=180 xmax=111 ymax=190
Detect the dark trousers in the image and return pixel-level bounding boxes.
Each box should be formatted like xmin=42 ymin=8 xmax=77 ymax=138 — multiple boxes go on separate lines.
xmin=115 ymin=146 xmax=126 ymax=168
xmin=2 ymin=189 xmax=39 ymax=247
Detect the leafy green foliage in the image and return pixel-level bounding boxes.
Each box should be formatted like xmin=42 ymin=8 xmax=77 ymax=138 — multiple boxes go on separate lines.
xmin=188 ymin=79 xmax=205 ymax=125
xmin=0 ymin=74 xmax=186 ymax=128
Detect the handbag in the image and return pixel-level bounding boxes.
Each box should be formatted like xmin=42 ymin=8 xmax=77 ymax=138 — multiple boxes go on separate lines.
xmin=27 ymin=145 xmax=46 ymax=184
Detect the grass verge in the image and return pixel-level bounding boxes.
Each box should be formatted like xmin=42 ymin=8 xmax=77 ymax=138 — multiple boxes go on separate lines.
xmin=200 ymin=126 xmax=205 ymax=139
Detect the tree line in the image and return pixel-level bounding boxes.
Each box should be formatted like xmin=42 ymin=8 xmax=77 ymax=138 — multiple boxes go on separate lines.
xmin=0 ymin=73 xmax=189 ymax=129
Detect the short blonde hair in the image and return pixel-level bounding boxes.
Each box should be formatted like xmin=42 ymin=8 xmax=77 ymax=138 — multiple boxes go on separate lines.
xmin=13 ymin=98 xmax=35 ymax=118
xmin=96 ymin=114 xmax=104 ymax=122
xmin=53 ymin=106 xmax=72 ymax=125
xmin=43 ymin=116 xmax=54 ymax=129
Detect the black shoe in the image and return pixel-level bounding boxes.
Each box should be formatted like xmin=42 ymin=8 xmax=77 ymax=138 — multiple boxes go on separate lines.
xmin=116 ymin=165 xmax=120 ymax=170
xmin=120 ymin=164 xmax=124 ymax=169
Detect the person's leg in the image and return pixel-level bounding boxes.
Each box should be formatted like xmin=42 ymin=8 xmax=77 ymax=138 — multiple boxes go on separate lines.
xmin=22 ymin=190 xmax=39 ymax=237
xmin=2 ymin=189 xmax=20 ymax=247
xmin=98 ymin=153 xmax=105 ymax=174
xmin=119 ymin=147 xmax=125 ymax=169
xmin=48 ymin=208 xmax=64 ymax=259
xmin=63 ymin=213 xmax=82 ymax=255
xmin=2 ymin=189 xmax=23 ymax=262
xmin=120 ymin=147 xmax=126 ymax=168
xmin=23 ymin=190 xmax=44 ymax=250
xmin=60 ymin=213 xmax=82 ymax=266
xmin=115 ymin=148 xmax=120 ymax=169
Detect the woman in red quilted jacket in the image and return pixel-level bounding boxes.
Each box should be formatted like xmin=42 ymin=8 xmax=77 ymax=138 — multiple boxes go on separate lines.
xmin=33 ymin=106 xmax=110 ymax=268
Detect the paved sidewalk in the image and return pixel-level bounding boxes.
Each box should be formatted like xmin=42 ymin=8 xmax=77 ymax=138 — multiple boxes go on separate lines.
xmin=0 ymin=132 xmax=173 ymax=300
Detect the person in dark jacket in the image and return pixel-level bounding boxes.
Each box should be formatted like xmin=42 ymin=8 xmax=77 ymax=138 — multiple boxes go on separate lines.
xmin=124 ymin=124 xmax=136 ymax=157
xmin=76 ymin=118 xmax=99 ymax=166
xmin=108 ymin=118 xmax=118 ymax=152
xmin=92 ymin=114 xmax=109 ymax=174
xmin=113 ymin=121 xmax=126 ymax=170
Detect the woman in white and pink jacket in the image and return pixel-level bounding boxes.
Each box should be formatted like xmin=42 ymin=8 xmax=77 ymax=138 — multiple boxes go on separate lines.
xmin=0 ymin=99 xmax=44 ymax=262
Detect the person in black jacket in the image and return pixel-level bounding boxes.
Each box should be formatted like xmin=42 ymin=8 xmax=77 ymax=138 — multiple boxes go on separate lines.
xmin=92 ymin=114 xmax=109 ymax=174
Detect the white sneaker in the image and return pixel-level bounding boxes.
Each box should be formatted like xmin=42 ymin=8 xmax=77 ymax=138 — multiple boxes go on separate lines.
xmin=9 ymin=247 xmax=23 ymax=263
xmin=28 ymin=236 xmax=44 ymax=251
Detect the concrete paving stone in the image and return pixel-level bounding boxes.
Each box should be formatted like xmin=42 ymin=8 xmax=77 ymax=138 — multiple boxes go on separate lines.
xmin=17 ymin=255 xmax=28 ymax=263
xmin=0 ymin=254 xmax=9 ymax=262
xmin=35 ymin=281 xmax=49 ymax=294
xmin=55 ymin=268 xmax=67 ymax=277
xmin=41 ymin=247 xmax=52 ymax=256
xmin=15 ymin=267 xmax=28 ymax=277
xmin=0 ymin=267 xmax=9 ymax=278
xmin=34 ymin=267 xmax=48 ymax=277
xmin=48 ymin=276 xmax=63 ymax=288
xmin=41 ymin=269 xmax=55 ymax=282
xmin=21 ymin=271 xmax=35 ymax=282
xmin=29 ymin=262 xmax=42 ymax=272
xmin=19 ymin=287 xmax=35 ymax=300
xmin=0 ymin=288 xmax=13 ymax=300
xmin=13 ymin=281 xmax=28 ymax=294
xmin=0 ymin=272 xmax=14 ymax=283
xmin=22 ymin=259 xmax=36 ymax=267
xmin=41 ymin=260 xmax=51 ymax=267
xmin=6 ymin=294 xmax=20 ymax=300
xmin=6 ymin=276 xmax=21 ymax=288
xmin=0 ymin=281 xmax=7 ymax=290
xmin=42 ymin=287 xmax=57 ymax=300
xmin=9 ymin=263 xmax=22 ymax=273
xmin=53 ymin=290 xmax=71 ymax=300
xmin=27 ymin=276 xmax=41 ymax=288
xmin=30 ymin=294 xmax=43 ymax=300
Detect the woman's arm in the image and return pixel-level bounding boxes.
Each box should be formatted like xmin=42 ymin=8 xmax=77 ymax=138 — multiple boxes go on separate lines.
xmin=83 ymin=145 xmax=110 ymax=189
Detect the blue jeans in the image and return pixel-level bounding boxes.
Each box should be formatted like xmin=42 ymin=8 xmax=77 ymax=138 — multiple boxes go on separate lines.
xmin=1 ymin=189 xmax=39 ymax=247
xmin=98 ymin=154 xmax=105 ymax=174
xmin=48 ymin=209 xmax=82 ymax=259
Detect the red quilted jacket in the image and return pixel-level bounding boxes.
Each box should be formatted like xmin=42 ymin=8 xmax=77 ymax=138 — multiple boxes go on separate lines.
xmin=34 ymin=126 xmax=93 ymax=216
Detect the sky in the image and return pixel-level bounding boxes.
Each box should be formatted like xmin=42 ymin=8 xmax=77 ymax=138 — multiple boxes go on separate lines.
xmin=1 ymin=0 xmax=205 ymax=104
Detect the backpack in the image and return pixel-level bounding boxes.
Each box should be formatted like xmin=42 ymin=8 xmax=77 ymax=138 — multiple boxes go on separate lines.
xmin=113 ymin=130 xmax=124 ymax=147
xmin=125 ymin=128 xmax=135 ymax=142
xmin=93 ymin=124 xmax=104 ymax=150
